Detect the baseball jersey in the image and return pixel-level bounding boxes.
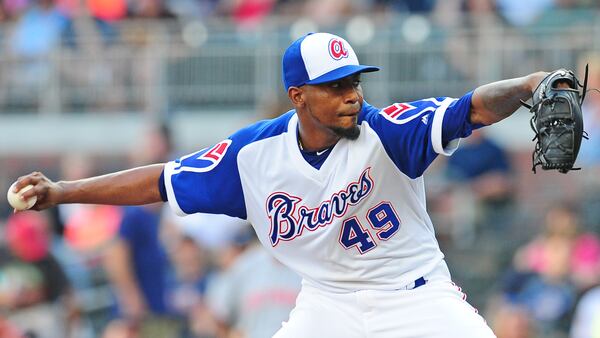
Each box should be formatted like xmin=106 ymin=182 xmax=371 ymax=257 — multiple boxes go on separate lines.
xmin=163 ymin=92 xmax=478 ymax=292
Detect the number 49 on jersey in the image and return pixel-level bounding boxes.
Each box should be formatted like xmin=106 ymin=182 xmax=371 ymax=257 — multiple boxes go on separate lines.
xmin=338 ymin=201 xmax=401 ymax=254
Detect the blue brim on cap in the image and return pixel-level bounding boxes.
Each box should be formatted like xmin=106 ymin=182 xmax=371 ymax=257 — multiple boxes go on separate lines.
xmin=305 ymin=65 xmax=380 ymax=85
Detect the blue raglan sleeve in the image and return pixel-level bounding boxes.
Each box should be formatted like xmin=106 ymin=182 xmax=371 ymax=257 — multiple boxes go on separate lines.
xmin=163 ymin=138 xmax=247 ymax=219
xmin=364 ymin=91 xmax=481 ymax=178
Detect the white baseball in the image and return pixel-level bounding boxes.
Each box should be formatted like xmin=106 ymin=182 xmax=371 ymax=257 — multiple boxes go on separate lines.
xmin=7 ymin=182 xmax=37 ymax=211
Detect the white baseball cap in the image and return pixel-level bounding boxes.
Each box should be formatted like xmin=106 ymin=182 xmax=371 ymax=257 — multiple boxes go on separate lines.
xmin=282 ymin=32 xmax=380 ymax=90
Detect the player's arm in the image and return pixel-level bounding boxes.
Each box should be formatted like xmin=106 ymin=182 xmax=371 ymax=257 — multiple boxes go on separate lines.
xmin=470 ymin=71 xmax=548 ymax=125
xmin=12 ymin=164 xmax=164 ymax=211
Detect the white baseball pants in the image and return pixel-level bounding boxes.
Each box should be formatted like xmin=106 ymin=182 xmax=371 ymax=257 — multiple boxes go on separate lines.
xmin=273 ymin=262 xmax=496 ymax=338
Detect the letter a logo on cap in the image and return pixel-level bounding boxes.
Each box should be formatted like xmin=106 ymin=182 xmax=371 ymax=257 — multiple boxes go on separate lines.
xmin=282 ymin=33 xmax=379 ymax=90
xmin=328 ymin=38 xmax=349 ymax=60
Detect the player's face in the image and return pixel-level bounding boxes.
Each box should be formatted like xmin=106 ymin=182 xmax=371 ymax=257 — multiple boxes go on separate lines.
xmin=303 ymin=74 xmax=364 ymax=140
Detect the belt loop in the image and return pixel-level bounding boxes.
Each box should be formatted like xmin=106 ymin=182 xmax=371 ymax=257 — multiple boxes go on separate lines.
xmin=412 ymin=277 xmax=426 ymax=289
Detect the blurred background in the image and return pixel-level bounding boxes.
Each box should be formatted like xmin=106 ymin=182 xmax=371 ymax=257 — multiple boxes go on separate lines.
xmin=1 ymin=0 xmax=600 ymax=337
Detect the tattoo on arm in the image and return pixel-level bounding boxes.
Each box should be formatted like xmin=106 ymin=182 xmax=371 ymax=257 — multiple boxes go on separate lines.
xmin=471 ymin=72 xmax=549 ymax=125
xmin=472 ymin=77 xmax=532 ymax=124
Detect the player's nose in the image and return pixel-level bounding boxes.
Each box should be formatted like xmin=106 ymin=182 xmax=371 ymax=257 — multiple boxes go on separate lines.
xmin=343 ymin=86 xmax=360 ymax=105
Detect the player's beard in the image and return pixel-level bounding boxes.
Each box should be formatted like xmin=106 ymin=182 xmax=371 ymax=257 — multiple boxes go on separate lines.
xmin=329 ymin=125 xmax=361 ymax=140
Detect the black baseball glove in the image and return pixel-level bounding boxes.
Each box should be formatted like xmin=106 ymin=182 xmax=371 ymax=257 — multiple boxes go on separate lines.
xmin=521 ymin=67 xmax=589 ymax=173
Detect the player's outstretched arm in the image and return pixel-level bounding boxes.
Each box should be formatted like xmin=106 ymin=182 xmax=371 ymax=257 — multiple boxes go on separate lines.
xmin=470 ymin=71 xmax=548 ymax=125
xmin=11 ymin=163 xmax=165 ymax=211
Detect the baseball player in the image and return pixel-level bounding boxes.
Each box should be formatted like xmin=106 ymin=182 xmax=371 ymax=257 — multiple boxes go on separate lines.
xmin=12 ymin=32 xmax=554 ymax=337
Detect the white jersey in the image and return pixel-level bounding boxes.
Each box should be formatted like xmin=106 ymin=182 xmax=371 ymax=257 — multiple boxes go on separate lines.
xmin=163 ymin=92 xmax=478 ymax=292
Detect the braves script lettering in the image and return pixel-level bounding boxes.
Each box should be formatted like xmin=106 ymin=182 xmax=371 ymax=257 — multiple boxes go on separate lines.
xmin=266 ymin=168 xmax=374 ymax=246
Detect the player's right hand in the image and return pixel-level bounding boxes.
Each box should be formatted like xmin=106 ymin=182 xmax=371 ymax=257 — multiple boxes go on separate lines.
xmin=11 ymin=172 xmax=64 ymax=212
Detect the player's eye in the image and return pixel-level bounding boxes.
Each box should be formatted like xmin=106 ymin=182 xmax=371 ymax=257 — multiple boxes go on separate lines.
xmin=330 ymin=82 xmax=341 ymax=88
xmin=353 ymin=80 xmax=361 ymax=87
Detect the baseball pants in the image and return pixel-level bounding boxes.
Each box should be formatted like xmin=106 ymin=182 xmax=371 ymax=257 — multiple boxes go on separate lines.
xmin=273 ymin=262 xmax=496 ymax=338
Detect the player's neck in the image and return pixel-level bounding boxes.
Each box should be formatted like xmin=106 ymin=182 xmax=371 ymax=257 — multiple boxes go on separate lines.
xmin=297 ymin=125 xmax=339 ymax=152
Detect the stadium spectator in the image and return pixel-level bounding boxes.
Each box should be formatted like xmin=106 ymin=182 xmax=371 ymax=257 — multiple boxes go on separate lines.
xmin=165 ymin=0 xmax=219 ymax=19
xmin=207 ymin=229 xmax=301 ymax=338
xmin=102 ymin=122 xmax=181 ymax=338
xmin=490 ymin=302 xmax=537 ymax=338
xmin=86 ymin=0 xmax=127 ymax=21
xmin=499 ymin=256 xmax=576 ymax=336
xmin=102 ymin=204 xmax=182 ymax=338
xmin=9 ymin=0 xmax=70 ymax=59
xmin=161 ymin=212 xmax=253 ymax=337
xmin=2 ymin=0 xmax=29 ymax=20
xmin=129 ymin=0 xmax=175 ymax=18
xmin=499 ymin=203 xmax=600 ymax=336
xmin=445 ymin=131 xmax=512 ymax=182
xmin=163 ymin=211 xmax=251 ymax=251
xmin=85 ymin=0 xmax=127 ymax=45
xmin=52 ymin=153 xmax=120 ymax=326
xmin=0 ymin=316 xmax=25 ymax=338
xmin=1 ymin=212 xmax=80 ymax=338
xmin=571 ymin=234 xmax=600 ymax=292
xmin=2 ymin=0 xmax=71 ymax=111
xmin=376 ymin=0 xmax=437 ymax=13
xmin=440 ymin=130 xmax=515 ymax=246
xmin=515 ymin=204 xmax=600 ymax=291
xmin=166 ymin=233 xmax=218 ymax=338
xmin=301 ymin=0 xmax=354 ymax=27
xmin=218 ymin=0 xmax=277 ymax=30
xmin=496 ymin=0 xmax=554 ymax=27
xmin=437 ymin=0 xmax=504 ymax=82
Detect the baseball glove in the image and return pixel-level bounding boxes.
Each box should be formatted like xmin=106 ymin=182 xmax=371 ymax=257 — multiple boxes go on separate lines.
xmin=521 ymin=66 xmax=589 ymax=174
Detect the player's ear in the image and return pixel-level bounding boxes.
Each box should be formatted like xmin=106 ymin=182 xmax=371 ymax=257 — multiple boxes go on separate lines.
xmin=288 ymin=86 xmax=305 ymax=107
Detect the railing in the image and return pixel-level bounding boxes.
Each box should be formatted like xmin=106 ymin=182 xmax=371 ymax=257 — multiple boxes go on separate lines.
xmin=0 ymin=11 xmax=597 ymax=117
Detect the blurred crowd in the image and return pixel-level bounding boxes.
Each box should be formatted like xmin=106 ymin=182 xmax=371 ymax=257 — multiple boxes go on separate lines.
xmin=1 ymin=1 xmax=600 ymax=338
xmin=0 ymin=0 xmax=598 ymax=49
xmin=0 ymin=0 xmax=597 ymax=114
xmin=0 ymin=0 xmax=598 ymax=26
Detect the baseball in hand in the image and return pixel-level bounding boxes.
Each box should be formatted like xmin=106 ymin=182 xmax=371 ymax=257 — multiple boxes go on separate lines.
xmin=7 ymin=182 xmax=37 ymax=211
